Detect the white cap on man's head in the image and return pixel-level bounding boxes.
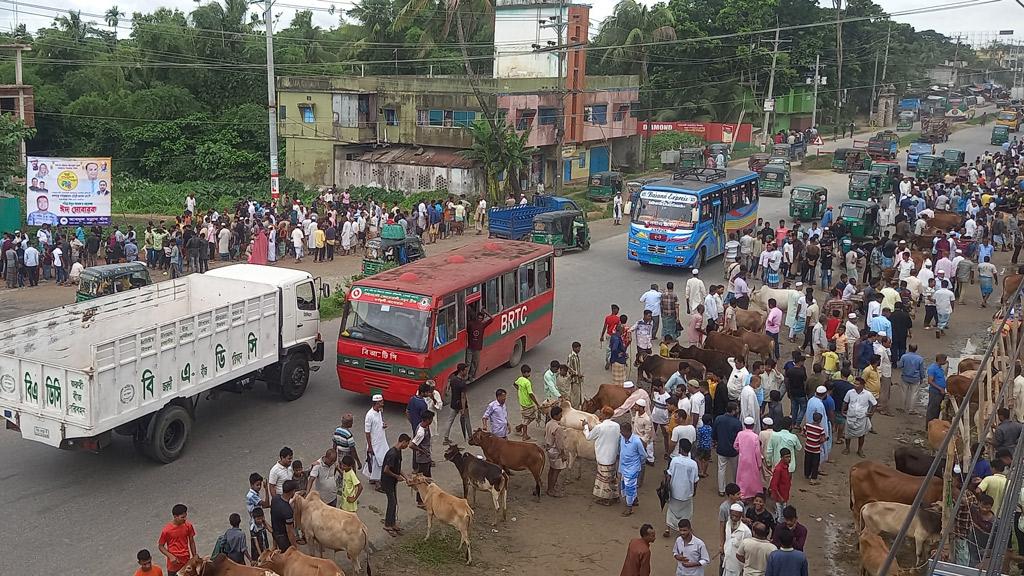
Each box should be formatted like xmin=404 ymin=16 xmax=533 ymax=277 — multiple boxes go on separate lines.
xmin=743 ymin=416 xmax=755 ymax=425
xmin=371 ymin=394 xmax=384 ymax=402
xmin=692 ymin=268 xmax=700 ymax=275
xmin=636 ymin=398 xmax=648 ymax=407
xmin=624 ymin=381 xmax=635 ymax=389
xmin=730 ymin=503 xmax=745 ymax=513
xmin=848 ymin=313 xmax=857 ymax=319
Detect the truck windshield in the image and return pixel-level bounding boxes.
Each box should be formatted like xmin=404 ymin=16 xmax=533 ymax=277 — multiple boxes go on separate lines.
xmin=633 ymin=191 xmax=698 ymax=229
xmin=340 ymin=300 xmax=431 ymax=352
xmin=999 ymin=112 xmax=1016 ymax=121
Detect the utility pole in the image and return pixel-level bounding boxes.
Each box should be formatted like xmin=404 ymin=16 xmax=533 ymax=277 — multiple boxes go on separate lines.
xmin=834 ymin=0 xmax=843 ymax=136
xmin=869 ymin=51 xmax=879 ymax=125
xmin=263 ymin=1 xmax=280 ymax=202
xmin=760 ymin=25 xmax=789 ymax=148
xmin=881 ymin=23 xmax=892 ymax=82
xmin=539 ymin=0 xmax=567 ymax=195
xmin=811 ymin=54 xmax=822 ymax=128
xmin=947 ymin=35 xmax=962 ymax=102
xmin=0 ymin=44 xmax=31 ymax=161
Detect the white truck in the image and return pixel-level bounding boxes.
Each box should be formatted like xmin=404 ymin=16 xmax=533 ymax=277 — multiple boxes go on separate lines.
xmin=0 ymin=265 xmax=324 ymax=462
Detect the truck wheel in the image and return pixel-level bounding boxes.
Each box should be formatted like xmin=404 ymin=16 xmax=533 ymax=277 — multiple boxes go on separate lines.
xmin=262 ymin=364 xmax=282 ymax=393
xmin=279 ymin=354 xmax=310 ymax=401
xmin=147 ymin=405 xmax=192 ymax=463
xmin=507 ymin=337 xmax=525 ymax=368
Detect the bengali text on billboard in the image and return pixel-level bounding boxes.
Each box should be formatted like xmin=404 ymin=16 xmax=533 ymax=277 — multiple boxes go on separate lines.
xmin=26 ymin=156 xmax=112 ymax=226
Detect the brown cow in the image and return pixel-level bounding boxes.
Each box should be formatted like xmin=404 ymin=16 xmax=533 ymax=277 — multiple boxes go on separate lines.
xmin=178 ymin=556 xmax=280 ymax=576
xmin=256 ymin=548 xmax=343 ymax=576
xmin=927 ymin=419 xmax=951 ymax=451
xmin=291 ymin=491 xmax=370 ymax=573
xmin=858 ymin=530 xmax=902 ymax=576
xmin=670 ymin=344 xmax=732 ymax=379
xmin=469 ymin=429 xmax=544 ymax=497
xmin=957 ymin=358 xmax=981 ymax=374
xmin=925 ymin=210 xmax=963 ymax=232
xmin=581 ymin=383 xmax=633 ymax=414
xmin=406 ymin=474 xmax=475 ymax=564
xmin=1002 ymin=273 xmax=1023 ymax=306
xmin=637 ymin=356 xmax=706 ymax=386
xmin=946 ymin=371 xmax=977 ymax=402
xmin=704 ymin=332 xmax=749 ymax=362
xmin=861 ymin=502 xmax=942 ymax=565
xmin=730 ymin=328 xmax=775 ymax=360
xmin=849 ymin=460 xmax=942 ymax=531
xmin=734 ymin=308 xmax=765 ymax=333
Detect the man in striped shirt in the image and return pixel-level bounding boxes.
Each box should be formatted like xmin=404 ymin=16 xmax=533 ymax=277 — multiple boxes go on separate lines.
xmin=802 ymin=412 xmax=826 ymax=484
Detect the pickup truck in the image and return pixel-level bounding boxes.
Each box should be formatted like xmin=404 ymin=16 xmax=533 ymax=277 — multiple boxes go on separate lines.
xmin=906 ymin=142 xmax=934 ymax=171
xmin=867 ymin=131 xmax=899 ymax=160
xmin=0 ymin=265 xmax=324 ymax=462
xmin=488 ymin=194 xmax=581 ymax=240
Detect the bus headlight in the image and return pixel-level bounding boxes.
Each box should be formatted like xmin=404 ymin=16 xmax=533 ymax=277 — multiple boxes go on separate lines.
xmin=628 ymin=238 xmax=640 ymax=246
xmin=676 ymin=245 xmax=689 ymax=251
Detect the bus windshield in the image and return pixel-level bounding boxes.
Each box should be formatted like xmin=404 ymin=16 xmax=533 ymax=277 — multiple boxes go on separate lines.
xmin=999 ymin=111 xmax=1017 ymax=121
xmin=633 ymin=190 xmax=699 ymax=229
xmin=340 ymin=299 xmax=431 ymax=352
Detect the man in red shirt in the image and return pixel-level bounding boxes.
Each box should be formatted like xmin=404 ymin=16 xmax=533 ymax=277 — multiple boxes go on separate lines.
xmin=619 ymin=523 xmax=656 ymax=576
xmin=157 ymin=504 xmax=196 ymax=576
xmin=465 ymin=309 xmax=493 ymax=382
xmin=600 ymin=304 xmax=621 ymax=370
xmin=769 ymin=448 xmax=792 ymax=521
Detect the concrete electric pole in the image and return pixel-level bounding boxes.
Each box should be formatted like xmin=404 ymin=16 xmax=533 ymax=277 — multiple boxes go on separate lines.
xmin=760 ymin=25 xmax=790 ymax=148
xmin=539 ymin=0 xmax=568 ymax=195
xmin=263 ymin=1 xmax=280 ymax=202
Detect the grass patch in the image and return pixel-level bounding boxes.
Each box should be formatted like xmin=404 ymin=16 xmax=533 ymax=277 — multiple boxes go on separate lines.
xmin=898 ymin=132 xmax=922 ymax=148
xmin=798 ymin=155 xmax=834 ymax=171
xmin=319 ymin=278 xmax=357 ymax=321
xmin=400 ymin=531 xmax=468 ymax=567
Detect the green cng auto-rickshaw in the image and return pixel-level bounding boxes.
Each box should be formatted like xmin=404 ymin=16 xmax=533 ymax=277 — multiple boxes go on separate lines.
xmin=848 ymin=170 xmax=883 ymax=200
xmin=586 ymin=171 xmax=623 ymax=202
xmin=768 ymin=156 xmax=792 ymax=185
xmin=869 ymin=161 xmax=902 ymax=195
xmin=759 ymin=164 xmax=788 ymax=197
xmin=833 ymin=148 xmax=871 ymax=172
xmin=678 ymin=148 xmax=705 ymax=170
xmin=531 ymin=210 xmax=590 ymax=256
xmin=941 ymin=148 xmax=966 ymax=168
xmin=76 ymin=261 xmax=152 ymax=302
xmin=838 ymin=200 xmax=880 ymax=240
xmin=747 ymin=153 xmax=771 ymax=174
xmin=362 ymin=236 xmax=426 ymax=275
xmin=789 ymin=185 xmax=828 ymax=221
xmin=709 ymin=143 xmax=731 ymax=166
xmin=992 ymin=125 xmax=1010 ymax=145
xmin=915 ymin=155 xmax=947 ymax=180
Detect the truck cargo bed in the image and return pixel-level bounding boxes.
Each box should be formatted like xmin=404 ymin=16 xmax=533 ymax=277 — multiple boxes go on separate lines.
xmin=0 ymin=274 xmax=281 ymax=447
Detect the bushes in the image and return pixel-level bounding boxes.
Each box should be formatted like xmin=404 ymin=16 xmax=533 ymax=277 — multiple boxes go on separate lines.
xmin=111 ymin=176 xmax=311 ymax=216
xmin=348 ymin=186 xmax=457 ymax=211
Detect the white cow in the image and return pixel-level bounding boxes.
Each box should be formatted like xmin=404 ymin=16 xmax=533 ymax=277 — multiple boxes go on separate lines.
xmin=860 ymin=501 xmax=942 ymax=565
xmin=750 ymin=286 xmax=801 ymax=312
xmin=291 ymin=490 xmax=371 ymax=574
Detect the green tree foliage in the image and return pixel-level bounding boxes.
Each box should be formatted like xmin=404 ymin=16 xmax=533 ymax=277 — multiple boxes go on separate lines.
xmin=462 ymin=118 xmax=536 ymax=203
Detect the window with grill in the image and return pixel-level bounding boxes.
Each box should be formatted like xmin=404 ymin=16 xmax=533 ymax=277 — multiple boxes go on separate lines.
xmin=538 ymin=108 xmax=558 ymax=125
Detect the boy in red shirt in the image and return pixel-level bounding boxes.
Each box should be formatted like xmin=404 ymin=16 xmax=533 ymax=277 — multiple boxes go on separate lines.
xmin=600 ymin=304 xmax=621 ymax=370
xmin=157 ymin=504 xmax=196 ymax=576
xmin=769 ymin=448 xmax=793 ymax=521
xmin=134 ymin=549 xmax=163 ymax=576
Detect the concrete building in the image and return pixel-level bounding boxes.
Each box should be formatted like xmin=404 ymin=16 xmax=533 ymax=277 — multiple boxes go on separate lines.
xmin=276 ymin=0 xmax=640 ymax=196
xmin=277 ymin=74 xmax=639 ymax=195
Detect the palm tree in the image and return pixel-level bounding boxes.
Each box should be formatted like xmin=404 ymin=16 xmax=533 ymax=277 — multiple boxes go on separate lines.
xmin=597 ymin=0 xmax=676 ymax=84
xmin=105 ymin=6 xmax=124 ymax=44
xmin=55 ymin=11 xmax=90 ymax=41
xmin=462 ymin=118 xmax=536 ymax=202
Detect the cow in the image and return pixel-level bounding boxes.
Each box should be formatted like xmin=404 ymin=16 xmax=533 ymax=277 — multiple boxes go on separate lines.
xmin=290 ymin=491 xmax=371 ymax=574
xmin=750 ymin=286 xmax=800 ymax=312
xmin=562 ymin=426 xmax=597 ymax=479
xmin=734 ymin=308 xmax=766 ymax=333
xmin=1002 ymin=272 xmax=1024 ymax=306
xmin=927 ymin=419 xmax=951 ymax=451
xmin=858 ymin=530 xmax=902 ymax=576
xmin=539 ymin=398 xmax=599 ymax=431
xmin=443 ymin=444 xmax=509 ymax=524
xmin=957 ymin=358 xmax=982 ymax=374
xmin=406 ymin=474 xmax=475 ymax=564
xmin=637 ymin=356 xmax=706 ymax=385
xmin=945 ymin=372 xmax=977 ymax=403
xmin=670 ymin=345 xmax=732 ymax=379
xmin=893 ymin=445 xmax=944 ymax=478
xmin=703 ymin=332 xmax=749 ymax=363
xmin=849 ymin=460 xmax=942 ymax=531
xmin=177 ymin=555 xmax=281 ymax=576
xmin=730 ymin=328 xmax=776 ymax=360
xmin=581 ymin=383 xmax=633 ymax=414
xmin=256 ymin=548 xmax=344 ymax=576
xmin=924 ymin=210 xmax=963 ymax=232
xmin=861 ymin=501 xmax=943 ymax=565
xmin=469 ymin=429 xmax=544 ymax=497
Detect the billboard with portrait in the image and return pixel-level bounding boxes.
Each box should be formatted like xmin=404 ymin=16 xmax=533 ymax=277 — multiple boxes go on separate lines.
xmin=26 ymin=156 xmax=112 ymax=226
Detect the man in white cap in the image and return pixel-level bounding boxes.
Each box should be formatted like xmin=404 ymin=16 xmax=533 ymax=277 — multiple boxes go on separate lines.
xmin=723 ymin=502 xmax=752 ymax=576
xmin=759 ymin=418 xmax=775 ymax=460
xmin=685 ymin=269 xmax=707 ymax=315
xmin=734 ymin=416 xmax=763 ymax=500
xmin=633 ymin=399 xmax=655 ymax=465
xmin=917 ymin=259 xmax=934 ymax=286
xmin=804 ymin=386 xmax=832 ymax=470
xmin=895 ymin=250 xmax=915 ymax=281
xmin=363 ymin=394 xmax=390 ymax=487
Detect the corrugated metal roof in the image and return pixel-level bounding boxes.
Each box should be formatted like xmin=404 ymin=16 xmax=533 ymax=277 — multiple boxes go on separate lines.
xmin=356 ymin=146 xmax=478 ymax=169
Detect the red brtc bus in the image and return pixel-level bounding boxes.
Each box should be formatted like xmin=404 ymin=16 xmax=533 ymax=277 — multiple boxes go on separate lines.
xmin=337 ymin=240 xmax=555 ymax=402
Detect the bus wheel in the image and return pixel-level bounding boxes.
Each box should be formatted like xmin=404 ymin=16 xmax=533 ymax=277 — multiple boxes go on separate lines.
xmin=508 ymin=337 xmax=525 ymax=368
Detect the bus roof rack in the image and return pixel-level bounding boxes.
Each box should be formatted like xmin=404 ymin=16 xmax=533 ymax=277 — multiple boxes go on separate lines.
xmin=672 ymin=167 xmax=727 ymax=182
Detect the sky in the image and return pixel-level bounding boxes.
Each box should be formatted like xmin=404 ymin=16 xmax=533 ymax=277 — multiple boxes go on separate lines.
xmin=0 ymin=0 xmax=1020 ymax=44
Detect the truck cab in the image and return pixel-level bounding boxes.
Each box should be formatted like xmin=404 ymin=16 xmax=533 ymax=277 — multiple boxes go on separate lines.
xmin=906 ymin=142 xmax=934 ymax=171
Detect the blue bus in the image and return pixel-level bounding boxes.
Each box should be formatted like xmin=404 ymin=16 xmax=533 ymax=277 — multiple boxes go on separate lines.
xmin=627 ymin=168 xmax=759 ymax=268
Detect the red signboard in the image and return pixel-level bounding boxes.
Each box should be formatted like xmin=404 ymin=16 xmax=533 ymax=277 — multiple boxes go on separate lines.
xmin=640 ymin=121 xmax=753 ymax=144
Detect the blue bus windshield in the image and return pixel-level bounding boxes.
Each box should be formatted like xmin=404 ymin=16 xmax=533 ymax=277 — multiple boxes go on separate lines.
xmin=633 ymin=190 xmax=699 ymax=230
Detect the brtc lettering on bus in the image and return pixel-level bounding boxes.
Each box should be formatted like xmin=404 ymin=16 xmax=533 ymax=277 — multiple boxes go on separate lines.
xmin=500 ymin=305 xmax=528 ymax=335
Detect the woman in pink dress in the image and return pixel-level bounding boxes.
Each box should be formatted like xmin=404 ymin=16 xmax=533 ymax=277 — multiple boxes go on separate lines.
xmin=248 ymin=224 xmax=269 ymax=265
xmin=733 ymin=417 xmax=764 ymax=499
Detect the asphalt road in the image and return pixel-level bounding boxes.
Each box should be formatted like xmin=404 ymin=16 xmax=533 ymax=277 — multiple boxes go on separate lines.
xmin=0 ymin=120 xmax=1000 ymax=576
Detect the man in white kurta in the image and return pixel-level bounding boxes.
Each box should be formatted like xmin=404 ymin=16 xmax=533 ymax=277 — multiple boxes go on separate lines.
xmin=740 ymin=375 xmax=762 ymax=433
xmin=685 ymin=269 xmax=707 ymax=315
xmin=362 ymin=394 xmax=390 ymax=483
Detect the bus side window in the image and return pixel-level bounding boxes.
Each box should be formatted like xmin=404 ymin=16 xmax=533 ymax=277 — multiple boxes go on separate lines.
xmin=536 ymin=257 xmax=551 ymax=293
xmin=457 ymin=290 xmax=467 ymax=332
xmin=519 ymin=264 xmax=536 ymax=300
xmin=484 ymin=277 xmax=500 ymax=313
xmin=435 ymin=300 xmax=457 ymax=348
xmin=501 ymin=272 xmax=517 ymax=310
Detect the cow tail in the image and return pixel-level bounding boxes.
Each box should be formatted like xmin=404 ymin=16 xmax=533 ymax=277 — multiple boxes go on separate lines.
xmin=363 ymin=526 xmax=372 ymax=576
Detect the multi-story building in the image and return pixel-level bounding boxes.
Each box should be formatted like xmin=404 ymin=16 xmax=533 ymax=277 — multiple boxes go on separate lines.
xmin=277 ymin=0 xmax=640 ymax=196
